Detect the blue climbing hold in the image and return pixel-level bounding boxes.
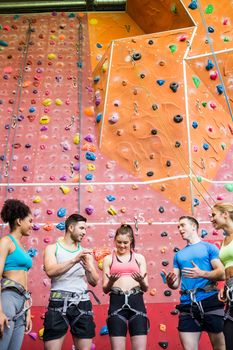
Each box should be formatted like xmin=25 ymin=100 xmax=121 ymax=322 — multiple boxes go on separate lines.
xmin=0 ymin=40 xmax=8 ymax=47
xmin=85 ymin=173 xmax=93 ymax=180
xmin=192 ymin=121 xmax=198 ymax=129
xmin=203 ymin=143 xmax=209 ymax=150
xmin=57 ymin=207 xmax=67 ymax=218
xmin=205 ymin=59 xmax=214 ymax=71
xmin=193 ymin=198 xmax=200 ymax=207
xmin=156 ymin=79 xmax=165 ymax=86
xmin=28 ymin=247 xmax=38 ymax=257
xmin=56 ymin=222 xmax=65 ymax=230
xmin=100 ymin=325 xmax=109 ymax=336
xmin=216 ymin=85 xmax=224 ymax=94
xmin=96 ymin=43 xmax=102 ymax=48
xmin=86 ymin=152 xmax=96 ymax=161
xmin=93 ymin=75 xmax=100 ymax=83
xmin=201 ymin=229 xmax=208 ymax=238
xmin=188 ymin=0 xmax=197 ymax=10
xmin=106 ymin=195 xmax=116 ymax=202
xmin=160 ymin=271 xmax=167 ymax=284
xmin=96 ymin=113 xmax=102 ymax=123
xmin=208 ymin=26 xmax=214 ymax=33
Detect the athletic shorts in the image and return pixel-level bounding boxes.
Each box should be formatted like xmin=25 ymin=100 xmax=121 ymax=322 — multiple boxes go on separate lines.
xmin=177 ymin=293 xmax=224 ymax=333
xmin=107 ymin=292 xmax=148 ymax=337
xmin=43 ymin=299 xmax=95 ymax=341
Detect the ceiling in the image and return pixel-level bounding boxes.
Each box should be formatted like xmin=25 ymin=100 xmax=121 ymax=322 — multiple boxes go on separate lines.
xmin=0 ymin=0 xmax=127 ymax=13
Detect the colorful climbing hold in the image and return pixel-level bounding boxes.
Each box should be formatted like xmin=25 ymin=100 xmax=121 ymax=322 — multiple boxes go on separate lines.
xmin=192 ymin=76 xmax=200 ymax=88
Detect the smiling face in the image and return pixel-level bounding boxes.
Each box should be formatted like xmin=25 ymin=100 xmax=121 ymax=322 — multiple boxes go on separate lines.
xmin=70 ymin=221 xmax=87 ymax=243
xmin=19 ymin=214 xmax=33 ymax=236
xmin=210 ymin=208 xmax=226 ymax=230
xmin=115 ymin=233 xmax=132 ymax=255
xmin=178 ymin=218 xmax=197 ymax=242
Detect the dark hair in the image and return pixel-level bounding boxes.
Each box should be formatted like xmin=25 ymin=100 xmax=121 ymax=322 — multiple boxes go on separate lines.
xmin=179 ymin=216 xmax=199 ymax=230
xmin=65 ymin=214 xmax=87 ymax=231
xmin=1 ymin=199 xmax=31 ymax=230
xmin=114 ymin=224 xmax=135 ymax=250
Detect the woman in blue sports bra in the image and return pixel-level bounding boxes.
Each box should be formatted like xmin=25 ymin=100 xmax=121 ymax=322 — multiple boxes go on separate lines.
xmin=0 ymin=199 xmax=33 ymax=350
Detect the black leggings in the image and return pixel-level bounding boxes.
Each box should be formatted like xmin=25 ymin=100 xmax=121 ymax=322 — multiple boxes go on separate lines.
xmin=224 ymin=304 xmax=233 ymax=350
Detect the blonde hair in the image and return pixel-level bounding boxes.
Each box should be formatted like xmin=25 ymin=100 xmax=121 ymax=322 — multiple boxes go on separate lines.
xmin=213 ymin=203 xmax=233 ymax=221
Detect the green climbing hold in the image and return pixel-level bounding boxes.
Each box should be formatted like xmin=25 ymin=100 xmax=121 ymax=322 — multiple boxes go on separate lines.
xmin=205 ymin=4 xmax=214 ymax=14
xmin=221 ymin=143 xmax=226 ymax=150
xmin=202 ymin=102 xmax=207 ymax=107
xmin=169 ymin=44 xmax=177 ymax=53
xmin=197 ymin=176 xmax=203 ymax=183
xmin=224 ymin=37 xmax=230 ymax=42
xmin=171 ymin=4 xmax=177 ymax=14
xmin=224 ymin=183 xmax=233 ymax=192
xmin=192 ymin=76 xmax=200 ymax=88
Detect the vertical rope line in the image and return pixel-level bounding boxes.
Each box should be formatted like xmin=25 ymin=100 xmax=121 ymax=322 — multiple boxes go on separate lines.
xmin=77 ymin=16 xmax=83 ymax=214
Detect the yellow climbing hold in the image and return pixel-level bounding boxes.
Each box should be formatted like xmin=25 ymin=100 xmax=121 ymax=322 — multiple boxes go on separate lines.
xmin=50 ymin=35 xmax=57 ymax=40
xmin=55 ymin=98 xmax=63 ymax=106
xmin=33 ymin=196 xmax=41 ymax=203
xmin=107 ymin=206 xmax=117 ymax=216
xmin=73 ymin=133 xmax=80 ymax=145
xmin=87 ymin=163 xmax=96 ymax=171
xmin=102 ymin=61 xmax=108 ymax=73
xmin=98 ymin=259 xmax=103 ymax=270
xmin=38 ymin=328 xmax=44 ymax=339
xmin=48 ymin=53 xmax=57 ymax=60
xmin=60 ymin=186 xmax=71 ymax=194
xmin=89 ymin=18 xmax=98 ymax=25
xmin=39 ymin=115 xmax=50 ymax=124
xmin=42 ymin=98 xmax=52 ymax=106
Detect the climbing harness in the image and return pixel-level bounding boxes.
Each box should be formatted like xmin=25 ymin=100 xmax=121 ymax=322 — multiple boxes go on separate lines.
xmin=108 ymin=287 xmax=150 ymax=331
xmin=224 ymin=277 xmax=233 ymax=322
xmin=178 ymin=283 xmax=224 ymax=326
xmin=48 ymin=289 xmax=100 ymax=327
xmin=1 ymin=278 xmax=32 ymax=321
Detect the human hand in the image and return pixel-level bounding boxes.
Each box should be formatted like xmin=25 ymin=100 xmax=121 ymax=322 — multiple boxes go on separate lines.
xmin=74 ymin=249 xmax=92 ymax=263
xmin=0 ymin=311 xmax=9 ymax=337
xmin=131 ymin=272 xmax=147 ymax=283
xmin=182 ymin=261 xmax=203 ymax=278
xmin=162 ymin=270 xmax=178 ymax=288
xmin=105 ymin=273 xmax=121 ymax=283
xmin=25 ymin=314 xmax=32 ymax=334
xmin=218 ymin=286 xmax=227 ymax=302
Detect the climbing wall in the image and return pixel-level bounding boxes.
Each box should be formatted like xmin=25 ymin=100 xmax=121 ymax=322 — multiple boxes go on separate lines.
xmin=0 ymin=0 xmax=233 ymax=349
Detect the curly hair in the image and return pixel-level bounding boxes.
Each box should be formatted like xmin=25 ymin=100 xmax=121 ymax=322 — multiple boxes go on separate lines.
xmin=1 ymin=199 xmax=31 ymax=230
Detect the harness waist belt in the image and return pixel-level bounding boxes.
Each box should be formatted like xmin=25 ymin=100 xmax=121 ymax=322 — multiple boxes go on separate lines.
xmin=110 ymin=286 xmax=142 ymax=296
xmin=180 ymin=283 xmax=218 ymax=295
xmin=1 ymin=278 xmax=31 ymax=300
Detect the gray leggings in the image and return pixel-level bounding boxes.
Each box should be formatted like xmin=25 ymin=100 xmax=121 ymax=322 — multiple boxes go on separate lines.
xmin=0 ymin=289 xmax=26 ymax=350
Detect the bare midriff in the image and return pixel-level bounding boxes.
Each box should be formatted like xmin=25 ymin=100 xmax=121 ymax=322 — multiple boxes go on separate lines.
xmin=2 ymin=270 xmax=28 ymax=290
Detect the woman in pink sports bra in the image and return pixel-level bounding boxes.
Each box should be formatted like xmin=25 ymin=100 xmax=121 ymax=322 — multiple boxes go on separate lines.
xmin=103 ymin=224 xmax=149 ymax=350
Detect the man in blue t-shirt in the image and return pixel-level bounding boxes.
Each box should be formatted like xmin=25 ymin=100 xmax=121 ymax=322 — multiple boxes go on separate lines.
xmin=164 ymin=216 xmax=225 ymax=350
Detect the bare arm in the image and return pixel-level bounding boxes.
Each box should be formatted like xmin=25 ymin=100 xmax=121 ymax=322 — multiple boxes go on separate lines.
xmin=163 ymin=267 xmax=181 ymax=290
xmin=131 ymin=254 xmax=149 ymax=292
xmin=0 ymin=237 xmax=10 ymax=335
xmin=182 ymin=259 xmax=225 ymax=281
xmin=102 ymin=255 xmax=120 ymax=294
xmin=81 ymin=254 xmax=99 ymax=287
xmin=43 ymin=244 xmax=92 ymax=278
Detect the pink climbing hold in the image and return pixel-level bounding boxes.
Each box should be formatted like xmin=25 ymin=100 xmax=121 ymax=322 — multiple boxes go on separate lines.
xmin=28 ymin=332 xmax=37 ymax=340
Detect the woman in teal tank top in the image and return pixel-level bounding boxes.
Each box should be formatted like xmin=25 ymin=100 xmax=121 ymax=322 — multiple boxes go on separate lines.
xmin=211 ymin=202 xmax=233 ymax=350
xmin=0 ymin=199 xmax=33 ymax=350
